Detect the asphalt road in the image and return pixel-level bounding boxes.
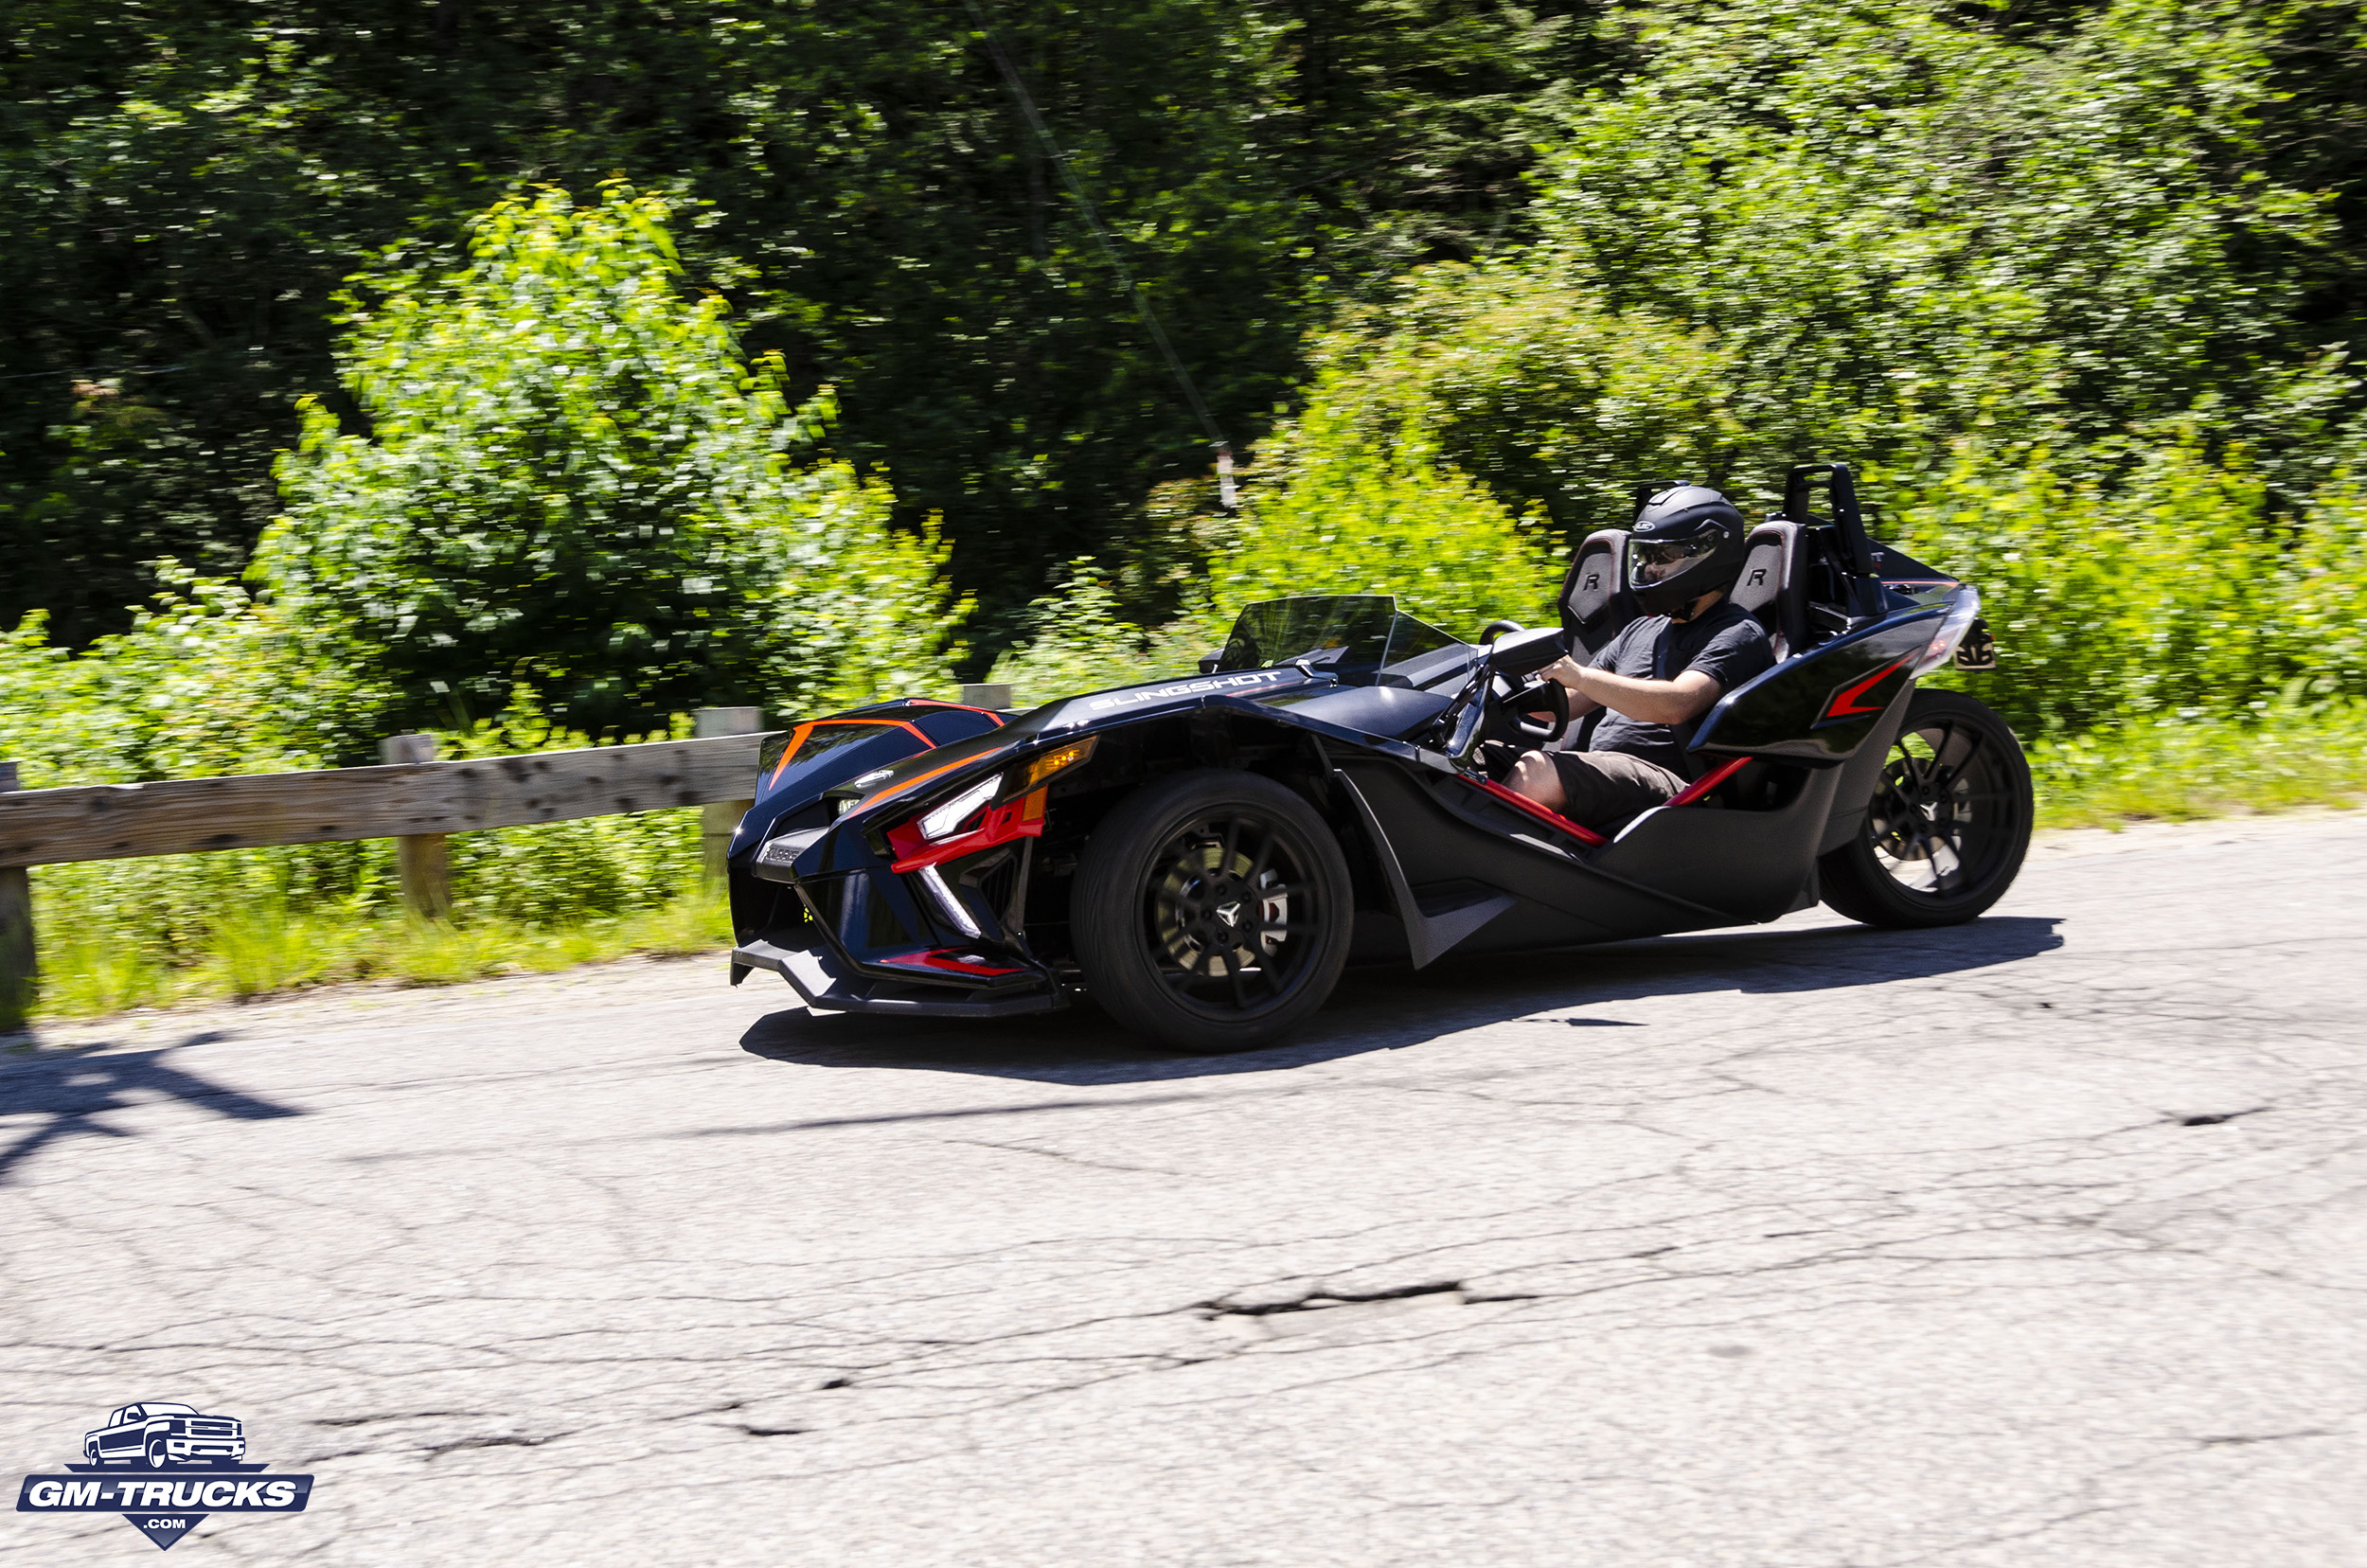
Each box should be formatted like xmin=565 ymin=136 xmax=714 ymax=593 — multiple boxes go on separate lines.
xmin=5 ymin=814 xmax=2364 ymax=1566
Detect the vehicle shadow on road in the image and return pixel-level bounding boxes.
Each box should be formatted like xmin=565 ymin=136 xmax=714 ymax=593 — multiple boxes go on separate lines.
xmin=739 ymin=914 xmax=2064 ymax=1087
xmin=0 ymin=1034 xmax=303 ymax=1184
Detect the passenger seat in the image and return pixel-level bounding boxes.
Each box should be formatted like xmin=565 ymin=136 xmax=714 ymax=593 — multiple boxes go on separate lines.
xmin=1730 ymin=521 xmax=1808 ymax=661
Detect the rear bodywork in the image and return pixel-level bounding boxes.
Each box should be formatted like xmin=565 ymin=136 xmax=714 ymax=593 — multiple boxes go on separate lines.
xmin=727 ymin=464 xmax=1994 ymax=1020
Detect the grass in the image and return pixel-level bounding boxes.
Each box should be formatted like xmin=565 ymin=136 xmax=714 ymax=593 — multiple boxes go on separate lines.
xmin=2026 ymin=703 xmax=2367 ymax=828
xmin=26 ymin=889 xmax=731 ymax=1024
xmin=14 ymin=702 xmax=2366 ymax=1028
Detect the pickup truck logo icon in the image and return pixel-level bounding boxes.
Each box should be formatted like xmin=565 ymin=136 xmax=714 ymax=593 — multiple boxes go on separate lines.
xmin=17 ymin=1402 xmax=313 ymax=1551
xmin=83 ymin=1402 xmax=247 ymax=1469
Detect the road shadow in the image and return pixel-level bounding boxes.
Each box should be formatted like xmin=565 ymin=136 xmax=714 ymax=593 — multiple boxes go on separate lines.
xmin=739 ymin=914 xmax=2064 ymax=1088
xmin=0 ymin=1033 xmax=303 ymax=1184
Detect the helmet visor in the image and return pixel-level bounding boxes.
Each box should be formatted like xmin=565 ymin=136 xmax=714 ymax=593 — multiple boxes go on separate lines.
xmin=1628 ymin=535 xmax=1720 ymax=587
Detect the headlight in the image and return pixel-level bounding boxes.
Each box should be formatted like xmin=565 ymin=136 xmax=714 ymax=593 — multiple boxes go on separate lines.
xmin=1912 ymin=587 xmax=1983 ymax=676
xmin=918 ymin=775 xmax=1000 ymax=842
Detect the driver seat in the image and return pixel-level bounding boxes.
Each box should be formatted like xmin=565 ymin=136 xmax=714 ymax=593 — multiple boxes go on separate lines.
xmin=1557 ymin=527 xmax=1634 ymax=662
xmin=1549 ymin=527 xmax=1636 ymax=754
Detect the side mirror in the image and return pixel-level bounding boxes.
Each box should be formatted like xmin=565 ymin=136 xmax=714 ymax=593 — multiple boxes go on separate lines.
xmin=1197 ymin=652 xmax=1225 ymax=675
xmin=1486 ymin=624 xmax=1567 ymax=677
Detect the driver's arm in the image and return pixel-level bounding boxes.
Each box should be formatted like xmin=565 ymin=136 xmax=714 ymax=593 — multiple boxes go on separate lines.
xmin=1542 ymin=656 xmax=1724 ymax=725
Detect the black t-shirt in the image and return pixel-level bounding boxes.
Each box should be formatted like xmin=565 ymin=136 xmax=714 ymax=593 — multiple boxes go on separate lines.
xmin=1585 ymin=600 xmax=1774 ymax=778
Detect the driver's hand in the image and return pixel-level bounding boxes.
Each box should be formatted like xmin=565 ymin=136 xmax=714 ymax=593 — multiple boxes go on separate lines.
xmin=1542 ymin=655 xmax=1588 ymax=689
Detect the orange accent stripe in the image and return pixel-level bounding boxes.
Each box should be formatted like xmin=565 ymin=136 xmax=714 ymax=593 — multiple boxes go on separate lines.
xmin=1666 ymin=756 xmax=1753 ymax=808
xmin=901 ymin=699 xmax=1010 ymax=724
xmin=766 ymin=718 xmax=932 ymax=788
xmin=1465 ymin=775 xmax=1608 ymax=847
xmin=766 ymin=722 xmax=814 ymax=787
xmin=854 ymin=752 xmax=989 ymax=814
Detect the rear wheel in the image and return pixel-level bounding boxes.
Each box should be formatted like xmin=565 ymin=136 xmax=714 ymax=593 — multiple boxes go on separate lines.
xmin=1073 ymin=770 xmax=1353 ymax=1052
xmin=1820 ymin=688 xmax=2032 ymax=928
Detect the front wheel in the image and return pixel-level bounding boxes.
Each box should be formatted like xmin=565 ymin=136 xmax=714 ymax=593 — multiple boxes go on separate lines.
xmin=1073 ymin=770 xmax=1354 ymax=1053
xmin=1820 ymin=688 xmax=2033 ymax=929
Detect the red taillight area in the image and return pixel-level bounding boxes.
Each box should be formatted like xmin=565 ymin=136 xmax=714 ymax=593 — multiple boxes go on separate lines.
xmin=887 ymin=786 xmax=1049 ymax=872
xmin=873 ymin=949 xmax=1028 ymax=979
xmin=1464 ymin=775 xmax=1608 ymax=847
xmin=1821 ymin=656 xmax=1913 ymax=722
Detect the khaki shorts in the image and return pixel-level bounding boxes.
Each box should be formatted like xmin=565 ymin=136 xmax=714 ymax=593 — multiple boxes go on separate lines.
xmin=1547 ymin=749 xmax=1689 ymax=829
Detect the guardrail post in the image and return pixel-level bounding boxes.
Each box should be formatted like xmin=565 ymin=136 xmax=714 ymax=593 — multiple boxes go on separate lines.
xmin=379 ymin=734 xmax=451 ymax=919
xmin=0 ymin=762 xmax=33 ymax=1030
xmin=695 ymin=708 xmax=763 ymax=885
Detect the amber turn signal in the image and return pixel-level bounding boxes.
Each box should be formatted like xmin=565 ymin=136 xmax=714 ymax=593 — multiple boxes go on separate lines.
xmin=1019 ymin=736 xmax=1096 ymax=791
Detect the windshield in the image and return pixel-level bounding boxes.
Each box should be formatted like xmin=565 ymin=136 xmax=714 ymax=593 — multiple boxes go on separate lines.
xmin=1214 ymin=597 xmax=1468 ymax=686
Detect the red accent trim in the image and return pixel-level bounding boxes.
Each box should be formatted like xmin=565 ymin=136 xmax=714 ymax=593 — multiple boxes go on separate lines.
xmin=886 ymin=786 xmax=1048 ymax=872
xmin=873 ymin=948 xmax=1027 ymax=978
xmin=1666 ymin=756 xmax=1753 ymax=808
xmin=1822 ymin=655 xmax=1914 ymax=722
xmin=1464 ymin=775 xmax=1609 ymax=847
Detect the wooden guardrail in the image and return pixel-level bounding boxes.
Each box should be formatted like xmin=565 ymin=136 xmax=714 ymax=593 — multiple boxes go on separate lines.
xmin=0 ymin=708 xmax=774 ymax=1027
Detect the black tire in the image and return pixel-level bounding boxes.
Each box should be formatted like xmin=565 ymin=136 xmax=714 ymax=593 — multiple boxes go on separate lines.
xmin=1819 ymin=688 xmax=2033 ymax=929
xmin=1073 ymin=770 xmax=1354 ymax=1052
xmin=145 ymin=1437 xmax=169 ymax=1470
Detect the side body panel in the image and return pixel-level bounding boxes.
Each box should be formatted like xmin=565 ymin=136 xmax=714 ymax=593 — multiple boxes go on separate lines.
xmin=1690 ymin=613 xmax=1937 ymax=764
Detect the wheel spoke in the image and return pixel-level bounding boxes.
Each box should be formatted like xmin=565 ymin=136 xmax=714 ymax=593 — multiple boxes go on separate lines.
xmin=1246 ymin=824 xmax=1274 ymax=886
xmin=1924 ymin=726 xmax=1986 ymax=798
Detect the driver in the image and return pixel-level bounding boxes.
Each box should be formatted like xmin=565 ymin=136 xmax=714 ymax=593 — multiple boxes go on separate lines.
xmin=1505 ymin=484 xmax=1772 ymax=828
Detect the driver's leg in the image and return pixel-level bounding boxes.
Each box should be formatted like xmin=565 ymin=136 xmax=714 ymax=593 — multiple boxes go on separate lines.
xmin=1505 ymin=750 xmax=1571 ymax=812
xmin=1511 ymin=750 xmax=1686 ymax=828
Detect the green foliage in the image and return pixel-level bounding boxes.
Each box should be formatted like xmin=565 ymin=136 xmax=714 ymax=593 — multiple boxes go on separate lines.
xmin=988 ymin=418 xmax=1557 ymax=699
xmin=1267 ymin=262 xmax=1735 ymax=540
xmin=2 ymin=0 xmax=1620 ymax=654
xmin=1889 ymin=445 xmax=2367 ymax=735
xmin=1239 ymin=0 xmax=2367 ymax=748
xmin=261 ymin=187 xmax=953 ymax=740
xmin=2029 ymin=702 xmax=2367 ymax=826
xmin=1 ymin=569 xmax=734 ymax=1023
xmin=987 ymin=564 xmax=1196 ymax=708
xmin=1532 ymin=0 xmax=2350 ymax=490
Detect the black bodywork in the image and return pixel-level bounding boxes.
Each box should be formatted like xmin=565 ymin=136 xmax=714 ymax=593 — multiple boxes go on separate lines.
xmin=726 ymin=463 xmax=2002 ymax=1025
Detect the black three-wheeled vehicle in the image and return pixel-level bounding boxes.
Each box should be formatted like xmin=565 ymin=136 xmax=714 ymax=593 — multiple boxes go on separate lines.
xmin=726 ymin=464 xmax=2030 ymax=1051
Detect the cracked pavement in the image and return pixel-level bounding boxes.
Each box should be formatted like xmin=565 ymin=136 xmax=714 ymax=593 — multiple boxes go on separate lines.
xmin=4 ymin=813 xmax=2363 ymax=1564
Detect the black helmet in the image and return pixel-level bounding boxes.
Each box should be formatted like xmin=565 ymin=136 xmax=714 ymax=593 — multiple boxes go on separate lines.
xmin=1626 ymin=483 xmax=1750 ymax=616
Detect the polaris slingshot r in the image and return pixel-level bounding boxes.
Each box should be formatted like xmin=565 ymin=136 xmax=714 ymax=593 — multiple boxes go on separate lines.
xmin=725 ymin=463 xmax=2030 ymax=1052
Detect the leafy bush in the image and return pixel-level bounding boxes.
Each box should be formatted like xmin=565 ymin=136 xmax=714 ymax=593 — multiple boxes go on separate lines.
xmin=261 ymin=185 xmax=957 ymax=743
xmin=1889 ymin=444 xmax=2367 ymax=736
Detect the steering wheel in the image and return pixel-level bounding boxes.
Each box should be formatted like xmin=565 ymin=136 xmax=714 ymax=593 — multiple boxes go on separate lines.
xmin=1498 ymin=670 xmax=1570 ymax=744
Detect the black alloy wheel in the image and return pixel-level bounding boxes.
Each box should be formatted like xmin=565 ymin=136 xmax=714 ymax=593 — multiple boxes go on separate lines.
xmin=1819 ymin=688 xmax=2033 ymax=928
xmin=1073 ymin=771 xmax=1353 ymax=1052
